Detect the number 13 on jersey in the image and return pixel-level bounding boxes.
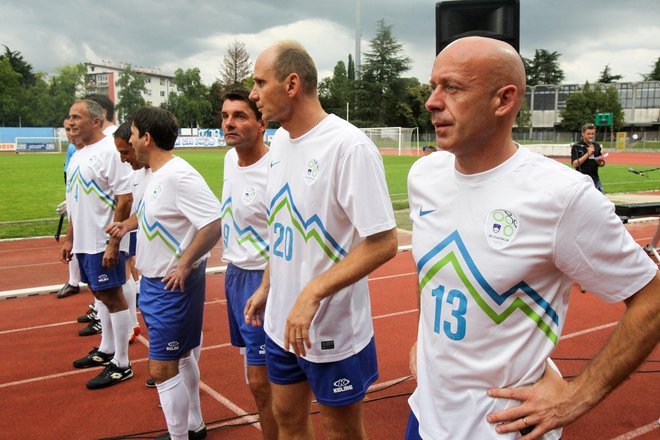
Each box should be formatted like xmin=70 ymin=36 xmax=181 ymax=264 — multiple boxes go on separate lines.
xmin=431 ymin=285 xmax=467 ymax=340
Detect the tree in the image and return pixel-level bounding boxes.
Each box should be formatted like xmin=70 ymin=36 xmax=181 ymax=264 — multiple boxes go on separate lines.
xmin=115 ymin=65 xmax=148 ymax=122
xmin=0 ymin=58 xmax=21 ymax=126
xmin=598 ymin=64 xmax=623 ymax=83
xmin=0 ymin=45 xmax=36 ymax=87
xmin=219 ymin=39 xmax=252 ymax=92
xmin=319 ymin=60 xmax=351 ymax=119
xmin=642 ymin=57 xmax=660 ymax=81
xmin=48 ymin=64 xmax=86 ymax=123
xmin=357 ymin=19 xmax=412 ymax=126
xmin=559 ymin=82 xmax=624 ymax=133
xmin=166 ymin=67 xmax=211 ymax=128
xmin=515 ymin=101 xmax=532 ymax=134
xmin=524 ymin=49 xmax=565 ymax=86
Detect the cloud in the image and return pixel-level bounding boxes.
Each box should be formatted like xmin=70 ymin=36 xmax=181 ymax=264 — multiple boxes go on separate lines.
xmin=0 ymin=0 xmax=658 ymax=87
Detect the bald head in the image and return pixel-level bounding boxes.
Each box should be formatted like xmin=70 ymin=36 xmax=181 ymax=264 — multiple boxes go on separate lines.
xmin=439 ymin=37 xmax=526 ymax=115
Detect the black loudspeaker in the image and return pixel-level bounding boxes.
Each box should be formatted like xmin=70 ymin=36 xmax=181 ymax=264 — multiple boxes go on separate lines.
xmin=435 ymin=0 xmax=519 ymax=54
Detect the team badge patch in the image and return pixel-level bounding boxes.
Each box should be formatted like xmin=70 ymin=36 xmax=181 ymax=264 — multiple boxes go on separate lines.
xmin=485 ymin=209 xmax=519 ymax=249
xmin=151 ymin=184 xmax=162 ymax=203
xmin=304 ymin=159 xmax=320 ymax=185
xmin=242 ymin=186 xmax=256 ymax=205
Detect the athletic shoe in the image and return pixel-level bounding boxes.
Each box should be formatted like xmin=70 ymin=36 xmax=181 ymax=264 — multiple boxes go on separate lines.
xmin=77 ymin=304 xmax=97 ymax=323
xmin=73 ymin=347 xmax=113 ymax=369
xmin=145 ymin=377 xmax=156 ymax=388
xmin=57 ymin=283 xmax=80 ymax=298
xmin=79 ymin=318 xmax=102 ymax=336
xmin=86 ymin=360 xmax=133 ymax=390
xmin=128 ymin=326 xmax=141 ymax=344
xmin=155 ymin=424 xmax=207 ymax=440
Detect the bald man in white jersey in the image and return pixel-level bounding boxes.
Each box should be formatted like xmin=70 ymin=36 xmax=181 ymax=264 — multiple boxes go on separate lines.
xmin=406 ymin=36 xmax=660 ymax=440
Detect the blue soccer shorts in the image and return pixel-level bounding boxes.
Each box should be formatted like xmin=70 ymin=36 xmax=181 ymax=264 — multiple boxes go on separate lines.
xmin=225 ymin=264 xmax=267 ymax=366
xmin=76 ymin=251 xmax=126 ymax=292
xmin=139 ymin=261 xmax=206 ymax=360
xmin=265 ymin=335 xmax=378 ymax=407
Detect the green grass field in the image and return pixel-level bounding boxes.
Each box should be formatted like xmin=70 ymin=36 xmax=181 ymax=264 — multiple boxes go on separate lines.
xmin=1 ymin=150 xmax=659 ymax=239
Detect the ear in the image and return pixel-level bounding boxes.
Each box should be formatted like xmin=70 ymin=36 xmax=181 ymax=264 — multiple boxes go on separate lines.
xmin=286 ymin=73 xmax=302 ymax=97
xmin=258 ymin=118 xmax=267 ymax=133
xmin=493 ymin=85 xmax=519 ymax=117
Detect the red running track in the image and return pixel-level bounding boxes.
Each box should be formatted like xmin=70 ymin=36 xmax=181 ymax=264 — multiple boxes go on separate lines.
xmin=0 ymin=227 xmax=658 ymax=439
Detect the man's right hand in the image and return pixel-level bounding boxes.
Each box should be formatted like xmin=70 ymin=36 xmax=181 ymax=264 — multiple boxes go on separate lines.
xmin=105 ymin=221 xmax=128 ymax=239
xmin=244 ymin=285 xmax=268 ymax=327
xmin=61 ymin=239 xmax=73 ymax=263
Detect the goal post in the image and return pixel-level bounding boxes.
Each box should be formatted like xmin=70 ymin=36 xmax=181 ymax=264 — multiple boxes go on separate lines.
xmin=359 ymin=127 xmax=419 ymax=156
xmin=14 ymin=136 xmax=66 ymax=153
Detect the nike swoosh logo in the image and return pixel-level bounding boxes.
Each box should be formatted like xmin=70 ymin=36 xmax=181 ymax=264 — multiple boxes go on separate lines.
xmin=270 ymin=160 xmax=281 ymax=168
xmin=419 ymin=208 xmax=436 ymax=217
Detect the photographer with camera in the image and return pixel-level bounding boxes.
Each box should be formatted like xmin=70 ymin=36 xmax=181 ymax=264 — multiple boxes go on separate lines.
xmin=571 ymin=123 xmax=606 ymax=192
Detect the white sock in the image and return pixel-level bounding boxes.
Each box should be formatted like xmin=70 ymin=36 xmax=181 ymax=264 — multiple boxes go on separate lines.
xmin=179 ymin=355 xmax=203 ymax=430
xmin=192 ymin=332 xmax=203 ymax=362
xmin=109 ymin=309 xmax=131 ymax=368
xmin=157 ymin=374 xmax=189 ymax=440
xmin=68 ymin=256 xmax=80 ymax=286
xmin=93 ymin=298 xmax=101 ymax=313
xmin=122 ymin=278 xmax=139 ymax=329
xmin=97 ymin=302 xmax=114 ymax=355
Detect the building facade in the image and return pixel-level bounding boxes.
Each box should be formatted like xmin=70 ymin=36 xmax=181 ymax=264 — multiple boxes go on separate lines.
xmin=85 ymin=61 xmax=177 ymax=120
xmin=521 ymin=80 xmax=660 ymax=142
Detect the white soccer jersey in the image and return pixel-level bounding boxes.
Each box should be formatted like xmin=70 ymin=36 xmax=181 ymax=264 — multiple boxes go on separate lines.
xmin=265 ymin=114 xmax=396 ymax=362
xmin=136 ymin=156 xmax=221 ymax=278
xmin=67 ymin=136 xmax=133 ymax=254
xmin=65 ymin=148 xmax=82 ymax=222
xmin=407 ymin=146 xmax=657 ymax=439
xmin=221 ymin=148 xmax=270 ymax=270
xmin=130 ymin=167 xmax=152 ymax=216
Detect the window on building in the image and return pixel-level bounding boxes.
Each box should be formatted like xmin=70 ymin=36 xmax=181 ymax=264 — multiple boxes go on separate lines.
xmin=635 ymin=82 xmax=660 ymax=109
xmin=146 ymin=89 xmax=152 ymax=96
xmin=524 ymin=87 xmax=532 ymax=108
xmin=160 ymin=78 xmax=166 ymax=85
xmin=614 ymin=83 xmax=633 ymax=109
xmin=533 ymin=86 xmax=556 ymax=111
xmin=160 ymin=91 xmax=165 ymax=97
xmin=557 ymin=84 xmax=580 ymax=109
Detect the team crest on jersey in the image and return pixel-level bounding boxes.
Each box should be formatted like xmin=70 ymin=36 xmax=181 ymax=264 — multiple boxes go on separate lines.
xmin=242 ymin=186 xmax=256 ymax=205
xmin=485 ymin=209 xmax=519 ymax=249
xmin=304 ymin=159 xmax=320 ymax=185
xmin=151 ymin=184 xmax=162 ymax=203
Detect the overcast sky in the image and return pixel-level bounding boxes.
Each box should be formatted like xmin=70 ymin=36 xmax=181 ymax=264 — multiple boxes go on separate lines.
xmin=2 ymin=0 xmax=658 ymax=87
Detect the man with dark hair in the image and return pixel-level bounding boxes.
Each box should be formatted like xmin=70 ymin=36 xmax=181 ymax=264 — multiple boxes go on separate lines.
xmin=220 ymin=88 xmax=277 ymax=439
xmin=406 ymin=36 xmax=659 ymax=440
xmin=107 ymin=106 xmax=221 ymax=440
xmin=64 ymin=99 xmax=134 ymax=389
xmin=85 ymin=94 xmax=117 ymax=136
xmin=571 ymin=123 xmax=606 ymax=192
xmin=245 ymin=41 xmax=398 ymax=439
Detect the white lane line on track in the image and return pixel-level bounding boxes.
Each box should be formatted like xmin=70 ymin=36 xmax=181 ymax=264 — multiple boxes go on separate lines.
xmin=559 ymin=322 xmax=618 ymax=340
xmin=609 ymin=420 xmax=660 ymax=440
xmin=132 ymin=335 xmax=261 ymax=431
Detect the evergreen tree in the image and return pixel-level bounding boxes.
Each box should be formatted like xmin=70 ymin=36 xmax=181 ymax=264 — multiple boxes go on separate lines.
xmin=598 ymin=64 xmax=623 ymax=83
xmin=358 ymin=19 xmax=411 ymax=126
xmin=524 ymin=49 xmax=565 ymax=86
xmin=642 ymin=57 xmax=660 ymax=81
